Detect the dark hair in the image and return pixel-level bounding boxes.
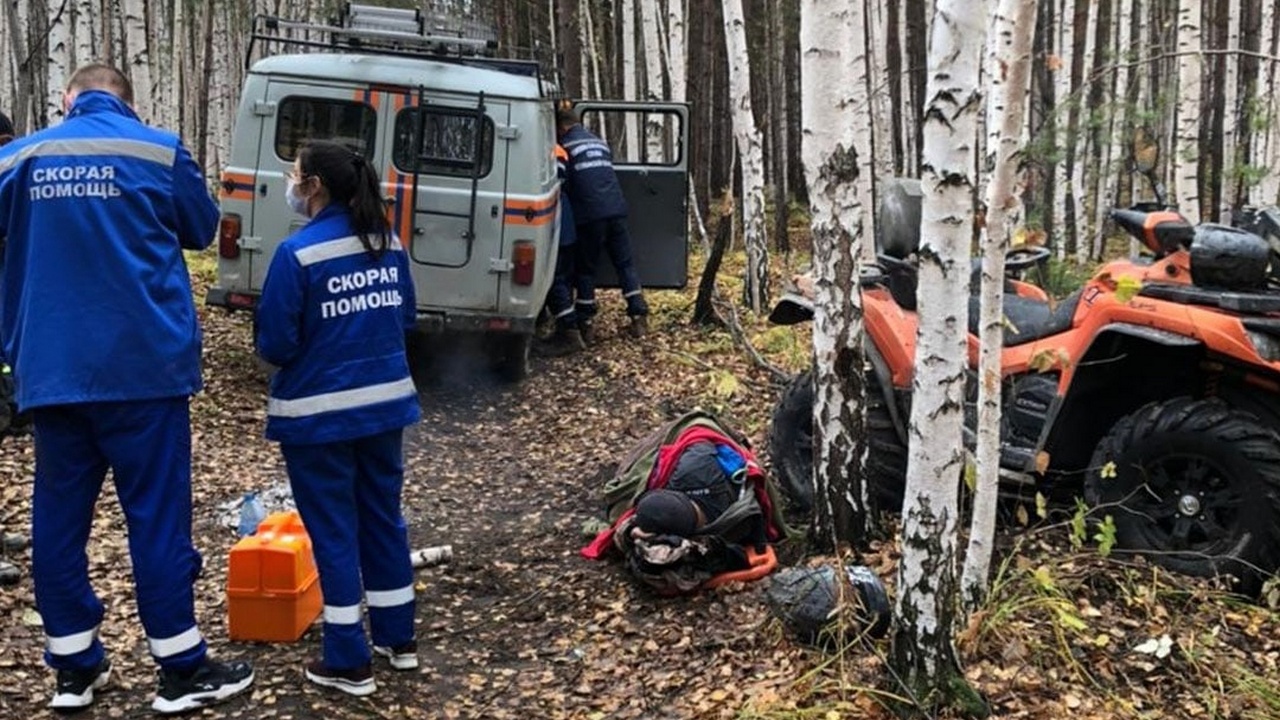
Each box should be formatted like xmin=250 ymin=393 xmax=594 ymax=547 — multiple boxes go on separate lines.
xmin=555 ymin=107 xmax=579 ymax=129
xmin=298 ymin=141 xmax=390 ymax=257
xmin=0 ymin=110 xmax=12 ymax=146
xmin=68 ymin=64 xmax=133 ymax=105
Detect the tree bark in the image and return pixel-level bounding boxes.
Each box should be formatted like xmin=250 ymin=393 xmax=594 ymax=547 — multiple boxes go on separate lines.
xmin=47 ymin=0 xmax=72 ymax=126
xmin=962 ymin=0 xmax=1038 ymax=613
xmin=892 ymin=1 xmax=990 ymax=714
xmin=801 ymin=0 xmax=872 ymax=550
xmin=722 ymin=0 xmax=770 ymax=313
xmin=1175 ymin=0 xmax=1203 ymax=223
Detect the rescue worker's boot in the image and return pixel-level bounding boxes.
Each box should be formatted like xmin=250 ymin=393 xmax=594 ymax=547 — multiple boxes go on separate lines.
xmin=534 ymin=327 xmax=586 ymax=357
xmin=579 ymin=320 xmax=597 ymax=346
xmin=628 ymin=315 xmax=648 ymax=339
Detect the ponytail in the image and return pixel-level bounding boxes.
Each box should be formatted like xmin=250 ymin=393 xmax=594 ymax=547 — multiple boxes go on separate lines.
xmin=348 ymin=157 xmax=390 ymax=258
xmin=297 ymin=140 xmax=391 ymax=259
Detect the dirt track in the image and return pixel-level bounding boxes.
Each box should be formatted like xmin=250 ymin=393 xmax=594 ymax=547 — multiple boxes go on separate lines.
xmin=0 ymin=288 xmax=801 ymax=720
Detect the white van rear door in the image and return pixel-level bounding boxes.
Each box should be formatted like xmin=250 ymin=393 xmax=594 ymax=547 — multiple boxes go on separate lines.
xmin=248 ymin=80 xmax=385 ymax=291
xmin=383 ymin=87 xmax=508 ymax=313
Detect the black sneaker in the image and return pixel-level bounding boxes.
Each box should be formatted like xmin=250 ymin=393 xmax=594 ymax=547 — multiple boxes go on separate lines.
xmin=151 ymin=658 xmax=254 ymax=715
xmin=372 ymin=641 xmax=419 ymax=671
xmin=305 ymin=660 xmax=376 ymax=696
xmin=50 ymin=658 xmax=111 ymax=712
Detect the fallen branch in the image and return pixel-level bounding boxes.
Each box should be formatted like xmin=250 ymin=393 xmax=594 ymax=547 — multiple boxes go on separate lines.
xmin=712 ymin=294 xmax=793 ymax=386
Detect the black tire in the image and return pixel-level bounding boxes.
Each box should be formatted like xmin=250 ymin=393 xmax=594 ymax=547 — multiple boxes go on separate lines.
xmin=769 ymin=370 xmax=816 ymax=511
xmin=1084 ymin=397 xmax=1280 ymax=593
xmin=767 ymin=368 xmax=908 ymax=514
xmin=491 ymin=333 xmax=532 ymax=384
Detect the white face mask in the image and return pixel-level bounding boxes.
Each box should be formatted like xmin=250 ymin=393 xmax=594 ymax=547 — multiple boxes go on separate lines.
xmin=285 ymin=177 xmax=309 ymax=217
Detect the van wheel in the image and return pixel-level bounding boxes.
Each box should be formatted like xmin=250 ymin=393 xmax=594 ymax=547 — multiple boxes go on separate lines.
xmin=768 ymin=367 xmax=907 ymax=515
xmin=492 ymin=333 xmax=532 ymax=383
xmin=1085 ymin=397 xmax=1280 ymax=594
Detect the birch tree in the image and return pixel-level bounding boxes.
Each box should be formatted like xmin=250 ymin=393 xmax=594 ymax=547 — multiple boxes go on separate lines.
xmin=1174 ymin=0 xmax=1202 ymax=223
xmin=892 ymin=0 xmax=990 ymax=711
xmin=47 ymin=0 xmax=73 ymax=125
xmin=1219 ymin=0 xmax=1240 ymax=221
xmin=1050 ymin=0 xmax=1073 ymax=258
xmin=638 ymin=0 xmax=666 ymax=162
xmin=722 ymin=0 xmax=769 ymax=313
xmin=961 ymin=0 xmax=1038 ymax=612
xmin=620 ymin=0 xmax=639 ymax=156
xmin=123 ymin=0 xmax=152 ymax=124
xmin=1259 ymin=0 xmax=1280 ymax=205
xmin=800 ymin=0 xmax=872 ymax=548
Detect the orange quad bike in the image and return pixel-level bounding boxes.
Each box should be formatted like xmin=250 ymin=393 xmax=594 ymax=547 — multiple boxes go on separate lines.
xmin=769 ymin=176 xmax=1280 ymax=593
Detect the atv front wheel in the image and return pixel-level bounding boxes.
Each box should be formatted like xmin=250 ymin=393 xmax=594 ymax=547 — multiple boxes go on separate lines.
xmin=1085 ymin=397 xmax=1280 ymax=593
xmin=767 ymin=368 xmax=908 ymax=514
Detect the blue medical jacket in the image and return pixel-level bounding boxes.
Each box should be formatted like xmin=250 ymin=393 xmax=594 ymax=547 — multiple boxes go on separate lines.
xmin=0 ymin=91 xmax=216 ymax=410
xmin=256 ymin=204 xmax=420 ymax=445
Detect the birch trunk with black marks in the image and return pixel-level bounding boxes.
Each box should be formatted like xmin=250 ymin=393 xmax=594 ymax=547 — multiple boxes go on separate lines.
xmin=962 ymin=0 xmax=1038 ymax=613
xmin=1175 ymin=0 xmax=1202 ymax=223
xmin=801 ymin=0 xmax=871 ymax=548
xmin=892 ymin=0 xmax=990 ymax=713
xmin=123 ymin=0 xmax=152 ymax=124
xmin=723 ymin=0 xmax=769 ymax=313
xmin=47 ymin=0 xmax=72 ymax=125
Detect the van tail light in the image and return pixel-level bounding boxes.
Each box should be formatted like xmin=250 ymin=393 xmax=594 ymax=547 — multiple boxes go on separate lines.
xmin=219 ymin=214 xmax=242 ymax=259
xmin=512 ymin=241 xmax=535 ymax=286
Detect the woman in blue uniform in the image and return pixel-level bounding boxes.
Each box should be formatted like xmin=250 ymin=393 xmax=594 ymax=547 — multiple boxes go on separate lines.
xmin=256 ymin=141 xmax=421 ymax=696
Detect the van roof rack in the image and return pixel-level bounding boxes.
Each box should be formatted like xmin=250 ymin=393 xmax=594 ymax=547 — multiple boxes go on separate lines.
xmin=246 ymin=2 xmax=550 ymax=90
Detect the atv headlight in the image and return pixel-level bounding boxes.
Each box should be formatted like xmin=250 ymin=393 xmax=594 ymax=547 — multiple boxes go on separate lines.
xmin=1246 ymin=330 xmax=1280 ymax=362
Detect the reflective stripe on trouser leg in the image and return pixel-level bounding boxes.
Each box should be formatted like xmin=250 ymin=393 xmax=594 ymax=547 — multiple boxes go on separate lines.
xmin=100 ymin=398 xmax=206 ymax=671
xmin=31 ymin=406 xmax=109 ymax=672
xmin=603 ymin=217 xmax=648 ymax=316
xmin=353 ymin=430 xmax=416 ymax=649
xmin=282 ymin=440 xmax=371 ymax=670
xmin=572 ymin=220 xmax=603 ymax=314
xmin=547 ymin=246 xmax=577 ymax=330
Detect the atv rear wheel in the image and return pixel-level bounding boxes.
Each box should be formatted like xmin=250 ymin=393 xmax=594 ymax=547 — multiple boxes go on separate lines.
xmin=767 ymin=368 xmax=908 ymax=514
xmin=1085 ymin=397 xmax=1280 ymax=593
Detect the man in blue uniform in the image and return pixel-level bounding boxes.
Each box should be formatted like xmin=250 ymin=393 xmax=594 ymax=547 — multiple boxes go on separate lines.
xmin=536 ymin=143 xmax=587 ymax=356
xmin=0 ymin=64 xmax=254 ymax=713
xmin=556 ymin=108 xmax=650 ymax=340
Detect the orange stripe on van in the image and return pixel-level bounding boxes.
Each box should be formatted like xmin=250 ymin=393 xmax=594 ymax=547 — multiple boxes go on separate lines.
xmin=504 ymin=190 xmax=560 ymax=227
xmin=219 ymin=171 xmax=254 ymax=201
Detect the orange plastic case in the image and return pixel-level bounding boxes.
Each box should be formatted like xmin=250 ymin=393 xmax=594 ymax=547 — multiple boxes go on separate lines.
xmin=226 ymin=511 xmax=322 ymax=642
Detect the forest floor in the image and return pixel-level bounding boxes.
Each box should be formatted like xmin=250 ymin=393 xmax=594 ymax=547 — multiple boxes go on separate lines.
xmin=1 ymin=244 xmax=1279 ymax=720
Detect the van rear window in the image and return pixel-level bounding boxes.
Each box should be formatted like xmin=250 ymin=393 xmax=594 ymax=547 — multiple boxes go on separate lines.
xmin=392 ymin=108 xmax=493 ymax=178
xmin=275 ymin=98 xmax=377 ymax=161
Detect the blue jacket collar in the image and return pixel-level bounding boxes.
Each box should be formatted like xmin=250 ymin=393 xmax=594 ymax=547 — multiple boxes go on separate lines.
xmin=66 ymin=91 xmax=140 ymax=122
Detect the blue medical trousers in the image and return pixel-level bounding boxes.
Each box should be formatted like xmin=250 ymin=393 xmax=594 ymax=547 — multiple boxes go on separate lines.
xmin=573 ymin=216 xmax=649 ymax=321
xmin=281 ymin=428 xmax=416 ymax=670
xmin=32 ymin=398 xmax=207 ymax=672
xmin=546 ymin=242 xmax=578 ymax=331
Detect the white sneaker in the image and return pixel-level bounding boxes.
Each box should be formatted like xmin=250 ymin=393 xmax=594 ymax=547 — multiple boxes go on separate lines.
xmin=372 ymin=642 xmax=419 ymax=671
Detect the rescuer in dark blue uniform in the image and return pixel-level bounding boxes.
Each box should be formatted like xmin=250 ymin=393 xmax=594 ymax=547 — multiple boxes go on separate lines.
xmin=536 ymin=143 xmax=587 ymax=356
xmin=0 ymin=64 xmax=253 ymax=714
xmin=556 ymin=108 xmax=650 ymax=340
xmin=256 ymin=140 xmax=421 ymax=697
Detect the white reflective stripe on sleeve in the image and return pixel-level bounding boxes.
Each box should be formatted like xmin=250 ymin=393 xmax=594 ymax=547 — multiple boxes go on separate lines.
xmin=148 ymin=626 xmax=203 ymax=658
xmin=365 ymin=585 xmax=415 ymax=608
xmin=0 ymin=138 xmax=177 ymax=174
xmin=574 ymin=160 xmax=614 ymax=171
xmin=294 ymin=235 xmax=404 ymax=267
xmin=324 ymin=604 xmax=363 ymax=625
xmin=46 ymin=626 xmax=98 ymax=656
xmin=268 ymin=376 xmax=416 ymax=418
